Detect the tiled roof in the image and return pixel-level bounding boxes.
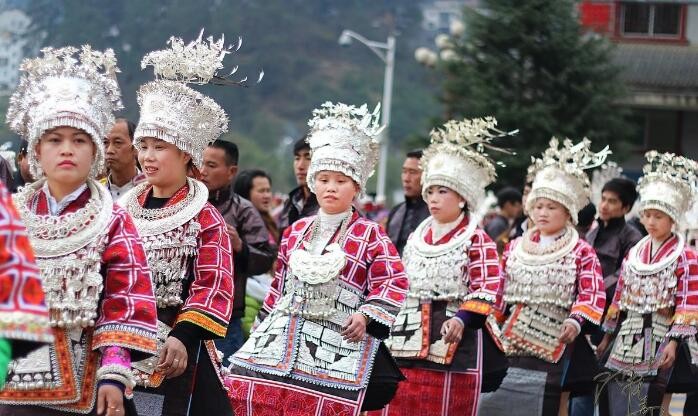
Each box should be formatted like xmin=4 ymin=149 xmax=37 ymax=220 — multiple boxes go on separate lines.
xmin=612 ymin=43 xmax=698 ymax=90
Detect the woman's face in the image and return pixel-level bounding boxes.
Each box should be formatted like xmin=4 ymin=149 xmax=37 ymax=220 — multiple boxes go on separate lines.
xmin=36 ymin=126 xmax=95 ymax=187
xmin=314 ymin=171 xmax=358 ymax=214
xmin=426 ymin=185 xmax=464 ymax=224
xmin=249 ymin=176 xmax=272 ymax=213
xmin=641 ymin=209 xmax=673 ymax=241
xmin=137 ymin=137 xmax=190 ymax=188
xmin=531 ymin=197 xmax=570 ymax=236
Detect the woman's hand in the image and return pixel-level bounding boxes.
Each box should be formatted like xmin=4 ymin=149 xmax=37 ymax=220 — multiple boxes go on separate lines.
xmin=596 ymin=334 xmax=613 ymax=359
xmin=659 ymin=340 xmax=678 ymax=370
xmin=558 ymin=321 xmax=579 ymax=344
xmin=441 ymin=318 xmax=465 ymax=344
xmin=96 ymin=384 xmax=124 ymax=416
xmin=157 ymin=336 xmax=188 ymax=378
xmin=341 ymin=313 xmax=367 ymax=343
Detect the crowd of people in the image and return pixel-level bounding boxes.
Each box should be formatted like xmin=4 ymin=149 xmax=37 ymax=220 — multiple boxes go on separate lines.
xmin=0 ymin=32 xmax=695 ymax=416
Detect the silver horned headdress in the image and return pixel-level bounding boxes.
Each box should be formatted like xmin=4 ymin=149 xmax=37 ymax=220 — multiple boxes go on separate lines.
xmin=637 ymin=151 xmax=698 ymax=224
xmin=136 ymin=31 xmax=249 ymax=168
xmin=590 ymin=161 xmax=624 ymax=208
xmin=306 ymin=101 xmax=383 ymax=193
xmin=6 ymin=46 xmax=123 ymax=178
xmin=527 ymin=138 xmax=611 ymax=224
xmin=421 ymin=116 xmax=512 ymax=210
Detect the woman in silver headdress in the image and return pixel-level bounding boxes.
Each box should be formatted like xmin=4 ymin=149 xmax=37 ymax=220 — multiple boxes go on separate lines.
xmin=597 ymin=152 xmax=698 ymax=415
xmin=225 ymin=102 xmax=409 ymax=416
xmin=0 ymin=47 xmax=158 ymax=416
xmin=373 ymin=117 xmax=505 ymax=416
xmin=120 ymin=34 xmax=235 ymax=416
xmin=479 ymin=138 xmax=608 ymax=416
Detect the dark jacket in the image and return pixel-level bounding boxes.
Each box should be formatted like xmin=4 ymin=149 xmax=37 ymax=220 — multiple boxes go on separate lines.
xmin=277 ymin=185 xmax=319 ymax=234
xmin=209 ymin=184 xmax=277 ymax=318
xmin=386 ymin=196 xmax=430 ymax=255
xmin=585 ymin=216 xmax=643 ymax=302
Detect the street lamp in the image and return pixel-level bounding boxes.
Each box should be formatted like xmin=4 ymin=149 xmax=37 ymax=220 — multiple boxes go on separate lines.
xmin=338 ymin=29 xmax=395 ymax=203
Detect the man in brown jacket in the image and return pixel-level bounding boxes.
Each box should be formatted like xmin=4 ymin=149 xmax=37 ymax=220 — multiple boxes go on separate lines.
xmin=201 ymin=139 xmax=277 ymax=362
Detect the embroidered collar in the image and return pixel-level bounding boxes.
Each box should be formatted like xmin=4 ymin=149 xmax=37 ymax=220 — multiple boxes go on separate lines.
xmin=42 ymin=182 xmax=88 ymax=216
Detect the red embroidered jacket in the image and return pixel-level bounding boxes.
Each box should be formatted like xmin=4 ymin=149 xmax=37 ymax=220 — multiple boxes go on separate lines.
xmin=503 ymin=232 xmax=606 ymax=324
xmin=135 ymin=183 xmax=234 ymax=338
xmin=263 ymin=211 xmax=408 ymax=329
xmin=421 ymin=216 xmax=503 ymax=315
xmin=604 ymin=234 xmax=698 ymax=338
xmin=0 ymin=185 xmax=158 ymax=412
xmin=0 ymin=181 xmax=52 ymax=357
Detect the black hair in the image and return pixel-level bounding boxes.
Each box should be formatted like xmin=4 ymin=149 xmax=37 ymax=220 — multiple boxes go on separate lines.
xmin=115 ymin=117 xmax=136 ymax=142
xmin=18 ymin=141 xmax=27 ymax=157
xmin=234 ymin=169 xmax=272 ymax=200
xmin=210 ymin=139 xmax=239 ymax=166
xmin=293 ymin=135 xmax=310 ymax=156
xmin=406 ymin=149 xmax=423 ymax=159
xmin=496 ymin=186 xmax=523 ymax=208
xmin=601 ymin=177 xmax=638 ymax=210
xmin=577 ymin=202 xmax=597 ymax=228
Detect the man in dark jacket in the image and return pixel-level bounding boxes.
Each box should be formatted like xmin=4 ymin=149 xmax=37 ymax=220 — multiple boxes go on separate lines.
xmin=484 ymin=186 xmax=526 ymax=254
xmin=201 ymin=139 xmax=277 ymax=361
xmin=277 ymin=137 xmax=318 ymax=234
xmin=386 ymin=149 xmax=430 ymax=255
xmin=586 ymin=177 xmax=642 ymax=309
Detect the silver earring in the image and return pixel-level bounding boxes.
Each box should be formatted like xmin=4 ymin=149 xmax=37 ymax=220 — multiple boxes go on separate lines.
xmin=458 ymin=201 xmax=465 ymax=209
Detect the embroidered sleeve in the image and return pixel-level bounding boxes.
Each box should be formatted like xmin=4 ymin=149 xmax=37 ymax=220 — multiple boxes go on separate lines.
xmin=96 ymin=346 xmax=136 ymax=390
xmin=357 ymin=223 xmax=409 ymax=330
xmin=93 ymin=206 xmax=157 ymax=357
xmin=569 ymin=242 xmax=606 ymax=326
xmin=262 ymin=224 xmax=294 ymax=317
xmin=461 ymin=229 xmax=502 ymax=316
xmin=602 ymin=257 xmax=626 ymax=334
xmin=0 ymin=182 xmax=52 ymax=356
xmin=176 ymin=204 xmax=234 ymax=338
xmin=668 ymin=249 xmax=698 ymax=338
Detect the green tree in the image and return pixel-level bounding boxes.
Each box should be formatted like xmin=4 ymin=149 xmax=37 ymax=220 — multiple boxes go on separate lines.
xmin=440 ymin=0 xmax=632 ymax=187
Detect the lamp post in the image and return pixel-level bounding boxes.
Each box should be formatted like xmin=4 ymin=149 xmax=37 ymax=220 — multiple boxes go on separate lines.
xmin=338 ymin=29 xmax=395 ymax=203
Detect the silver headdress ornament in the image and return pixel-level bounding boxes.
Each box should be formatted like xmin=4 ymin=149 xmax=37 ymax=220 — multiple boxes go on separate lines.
xmin=6 ymin=46 xmax=123 ymax=178
xmin=590 ymin=161 xmax=624 ymax=208
xmin=527 ymin=138 xmax=611 ymax=224
xmin=135 ymin=30 xmax=261 ymax=168
xmin=421 ymin=116 xmax=517 ymax=209
xmin=637 ymin=151 xmax=698 ymax=224
xmin=305 ymin=101 xmax=383 ymax=193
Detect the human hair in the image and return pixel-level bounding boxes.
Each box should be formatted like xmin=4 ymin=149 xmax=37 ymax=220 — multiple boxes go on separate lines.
xmin=496 ymin=186 xmax=522 ymax=208
xmin=210 ymin=139 xmax=239 ymax=166
xmin=234 ymin=169 xmax=272 ymax=200
xmin=406 ymin=149 xmax=423 ymax=159
xmin=18 ymin=141 xmax=27 ymax=157
xmin=577 ymin=202 xmax=597 ymax=229
xmin=293 ymin=135 xmax=310 ymax=156
xmin=115 ymin=117 xmax=136 ymax=142
xmin=602 ymin=177 xmax=638 ymax=210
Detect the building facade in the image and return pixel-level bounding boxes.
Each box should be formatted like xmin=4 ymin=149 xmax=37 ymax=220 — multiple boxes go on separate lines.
xmin=580 ymin=1 xmax=698 ymax=171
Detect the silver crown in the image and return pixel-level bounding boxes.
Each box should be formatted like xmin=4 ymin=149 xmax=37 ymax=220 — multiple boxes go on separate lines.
xmin=590 ymin=161 xmax=624 ymax=208
xmin=527 ymin=138 xmax=611 ymax=224
xmin=6 ymin=46 xmax=123 ymax=178
xmin=421 ymin=116 xmax=511 ymax=210
xmin=135 ymin=31 xmax=238 ymax=168
xmin=305 ymin=102 xmax=383 ymax=193
xmin=637 ymin=151 xmax=698 ymax=224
